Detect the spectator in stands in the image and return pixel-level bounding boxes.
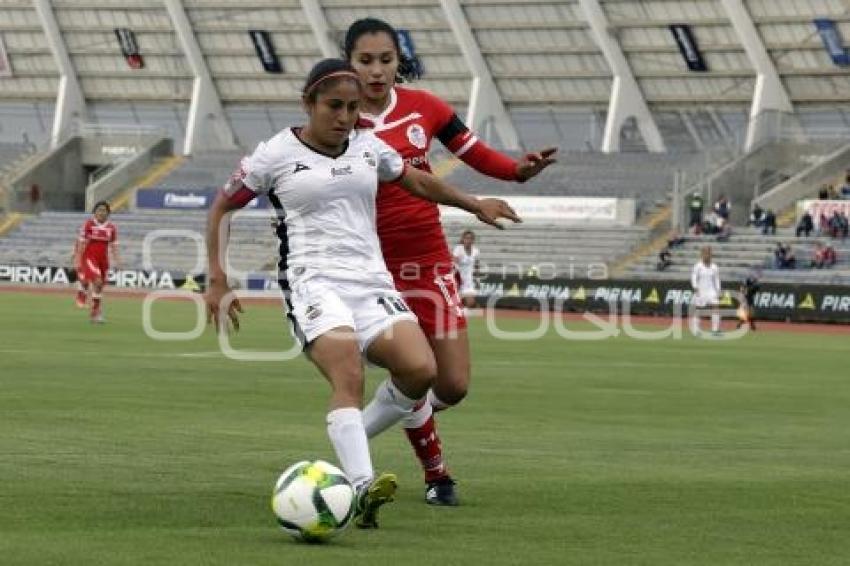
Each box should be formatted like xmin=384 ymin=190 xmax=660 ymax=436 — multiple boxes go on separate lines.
xmin=818 ymin=212 xmax=830 ymax=236
xmin=29 ymin=183 xmax=42 ymax=214
xmin=795 ymin=211 xmax=814 ymax=238
xmin=736 ymin=270 xmax=760 ymax=331
xmin=748 ymin=204 xmax=765 ymax=228
xmin=656 ymin=246 xmax=672 ymax=271
xmin=713 ymin=195 xmax=730 ymax=223
xmin=774 ymin=242 xmax=796 ymax=269
xmin=841 ymin=171 xmax=850 ymax=199
xmin=810 ymin=242 xmax=837 ymax=269
xmin=761 ymin=209 xmax=777 ymax=235
xmin=818 ymin=184 xmax=830 ymax=200
xmin=827 ymin=210 xmax=849 ymax=239
xmin=688 ymin=192 xmax=704 ymax=234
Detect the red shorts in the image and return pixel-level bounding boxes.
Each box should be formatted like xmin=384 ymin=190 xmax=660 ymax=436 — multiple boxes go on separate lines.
xmin=390 ymin=263 xmax=467 ymax=338
xmin=79 ymin=254 xmax=108 ymax=284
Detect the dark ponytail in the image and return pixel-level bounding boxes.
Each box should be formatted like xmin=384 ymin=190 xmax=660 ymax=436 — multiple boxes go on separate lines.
xmin=343 ymin=18 xmax=424 ymax=83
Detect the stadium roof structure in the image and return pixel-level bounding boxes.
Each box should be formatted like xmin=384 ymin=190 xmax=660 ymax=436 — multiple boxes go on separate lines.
xmin=0 ymin=0 xmax=848 ymax=154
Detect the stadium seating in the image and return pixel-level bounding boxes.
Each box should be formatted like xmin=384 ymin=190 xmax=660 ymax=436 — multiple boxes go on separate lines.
xmin=0 ymin=210 xmax=649 ymax=278
xmin=626 ymin=227 xmax=850 ymax=285
xmin=441 ymin=151 xmax=708 ymax=212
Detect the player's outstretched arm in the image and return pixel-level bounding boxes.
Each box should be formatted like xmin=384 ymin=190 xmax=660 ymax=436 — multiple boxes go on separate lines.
xmin=109 ymin=241 xmax=121 ymax=270
xmin=205 ymin=191 xmax=243 ymax=333
xmin=399 ymin=167 xmax=521 ymax=230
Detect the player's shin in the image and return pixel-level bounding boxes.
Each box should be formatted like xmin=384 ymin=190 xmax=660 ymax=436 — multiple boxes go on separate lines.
xmin=363 ymin=378 xmax=421 ymax=438
xmin=326 ymin=407 xmax=373 ymax=490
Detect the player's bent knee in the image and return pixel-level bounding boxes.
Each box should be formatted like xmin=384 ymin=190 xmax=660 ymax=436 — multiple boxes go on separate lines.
xmin=395 ymin=355 xmax=437 ymax=398
xmin=433 ymin=378 xmax=468 ymax=407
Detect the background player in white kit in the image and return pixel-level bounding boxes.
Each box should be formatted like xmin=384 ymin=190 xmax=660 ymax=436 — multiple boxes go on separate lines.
xmin=691 ymin=246 xmax=722 ymax=336
xmin=204 ymin=59 xmax=519 ymax=530
xmin=453 ymin=230 xmax=480 ymax=310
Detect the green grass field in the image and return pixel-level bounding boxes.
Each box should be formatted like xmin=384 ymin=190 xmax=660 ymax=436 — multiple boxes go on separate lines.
xmin=1 ymin=291 xmax=849 ymax=565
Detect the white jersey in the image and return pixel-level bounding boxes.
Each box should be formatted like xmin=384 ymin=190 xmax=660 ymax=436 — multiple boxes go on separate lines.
xmin=227 ymin=127 xmax=404 ymax=287
xmin=452 ymin=244 xmax=479 ymax=286
xmin=691 ymin=261 xmax=721 ymax=297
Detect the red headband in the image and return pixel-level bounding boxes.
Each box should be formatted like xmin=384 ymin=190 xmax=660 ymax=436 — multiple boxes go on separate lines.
xmin=303 ymin=70 xmax=360 ymax=96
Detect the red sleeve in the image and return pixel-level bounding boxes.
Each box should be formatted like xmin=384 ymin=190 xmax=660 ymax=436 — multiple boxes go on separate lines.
xmin=426 ymin=91 xmax=519 ymax=182
xmin=221 ymin=159 xmax=258 ymax=209
xmin=110 ymin=224 xmax=118 ymax=243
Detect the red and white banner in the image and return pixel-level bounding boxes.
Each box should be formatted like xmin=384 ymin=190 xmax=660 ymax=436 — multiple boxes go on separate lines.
xmin=799 ymin=199 xmax=850 ymax=229
xmin=0 ymin=35 xmax=12 ymax=78
xmin=440 ymin=196 xmax=628 ymax=223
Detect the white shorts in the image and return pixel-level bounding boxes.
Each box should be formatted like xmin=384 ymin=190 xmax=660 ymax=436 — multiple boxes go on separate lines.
xmin=693 ymin=292 xmax=719 ymax=308
xmin=284 ymin=276 xmax=417 ymax=352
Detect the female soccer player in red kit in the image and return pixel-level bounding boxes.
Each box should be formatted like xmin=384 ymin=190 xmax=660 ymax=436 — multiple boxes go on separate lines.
xmin=345 ymin=18 xmax=557 ymax=505
xmin=73 ymin=200 xmax=120 ymax=323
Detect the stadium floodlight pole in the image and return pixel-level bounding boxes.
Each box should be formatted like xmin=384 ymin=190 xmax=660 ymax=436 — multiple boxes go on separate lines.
xmin=299 ymin=0 xmax=338 ymax=58
xmin=719 ymin=0 xmax=796 ymax=152
xmin=578 ymin=0 xmax=666 ymax=153
xmin=163 ymin=0 xmax=238 ymax=155
xmin=439 ymin=0 xmax=520 ymax=150
xmin=33 ymin=0 xmax=86 ymax=148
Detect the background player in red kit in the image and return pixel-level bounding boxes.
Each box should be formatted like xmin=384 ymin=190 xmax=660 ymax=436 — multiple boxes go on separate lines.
xmin=345 ymin=18 xmax=557 ymax=505
xmin=73 ymin=201 xmax=119 ymax=323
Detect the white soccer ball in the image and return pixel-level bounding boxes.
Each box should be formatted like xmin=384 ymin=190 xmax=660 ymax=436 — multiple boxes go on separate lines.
xmin=271 ymin=460 xmax=356 ymax=542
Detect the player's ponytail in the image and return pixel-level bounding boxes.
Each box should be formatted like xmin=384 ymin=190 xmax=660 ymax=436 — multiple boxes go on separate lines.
xmin=343 ymin=18 xmax=424 ymax=83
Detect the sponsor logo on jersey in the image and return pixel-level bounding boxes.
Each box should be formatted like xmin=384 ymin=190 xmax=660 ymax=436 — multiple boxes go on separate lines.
xmin=404 ymin=155 xmax=429 ymax=168
xmin=331 ymin=165 xmax=353 ymax=177
xmin=363 ymin=151 xmax=376 ymax=167
xmin=407 ymin=123 xmax=427 ymax=149
xmin=293 ymin=162 xmax=310 ymax=173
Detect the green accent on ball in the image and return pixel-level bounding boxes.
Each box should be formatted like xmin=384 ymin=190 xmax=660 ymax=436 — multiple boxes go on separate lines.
xmin=316 ymin=471 xmax=350 ymax=490
xmin=274 ymin=462 xmax=311 ymax=495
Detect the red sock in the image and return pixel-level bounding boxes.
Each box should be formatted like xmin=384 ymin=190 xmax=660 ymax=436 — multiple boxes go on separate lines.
xmin=404 ymin=410 xmax=448 ymax=483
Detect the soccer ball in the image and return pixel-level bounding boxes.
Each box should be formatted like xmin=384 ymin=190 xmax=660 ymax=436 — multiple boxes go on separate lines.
xmin=271 ymin=460 xmax=356 ymax=542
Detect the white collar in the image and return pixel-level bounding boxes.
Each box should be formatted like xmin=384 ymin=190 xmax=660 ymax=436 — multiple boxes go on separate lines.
xmin=361 ymin=87 xmax=398 ymax=128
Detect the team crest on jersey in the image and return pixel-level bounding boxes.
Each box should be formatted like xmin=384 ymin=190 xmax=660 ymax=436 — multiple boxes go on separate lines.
xmin=406 ymin=123 xmax=427 ymax=149
xmin=363 ymin=150 xmax=376 ymax=167
xmin=305 ymin=304 xmax=322 ymax=320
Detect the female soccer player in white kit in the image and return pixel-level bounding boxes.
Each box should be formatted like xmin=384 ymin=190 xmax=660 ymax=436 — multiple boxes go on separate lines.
xmin=204 ymin=59 xmax=519 ymax=529
xmin=691 ymin=246 xmax=722 ymax=336
xmin=453 ymin=230 xmax=480 ymax=309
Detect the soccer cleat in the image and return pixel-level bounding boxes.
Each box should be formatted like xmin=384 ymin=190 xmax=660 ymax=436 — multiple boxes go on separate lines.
xmin=354 ymin=472 xmax=397 ymax=529
xmin=75 ymin=291 xmax=87 ymax=308
xmin=90 ymin=310 xmax=105 ymax=324
xmin=425 ymin=476 xmax=459 ymax=506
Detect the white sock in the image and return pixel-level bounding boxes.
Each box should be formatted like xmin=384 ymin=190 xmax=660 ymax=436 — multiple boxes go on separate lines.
xmin=363 ymin=378 xmax=419 ymax=439
xmin=326 ymin=407 xmax=373 ymax=489
xmin=401 ymin=397 xmax=433 ymax=429
xmin=689 ymin=314 xmax=701 ymax=335
xmin=711 ymin=312 xmax=720 ymax=333
xmin=427 ymin=389 xmax=451 ymax=411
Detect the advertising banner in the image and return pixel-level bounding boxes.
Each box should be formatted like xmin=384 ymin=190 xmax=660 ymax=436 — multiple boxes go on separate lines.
xmin=136 ymin=188 xmax=269 ymax=210
xmin=0 ymin=264 xmax=203 ymax=290
xmin=475 ymin=275 xmax=850 ymax=323
xmin=249 ymin=30 xmax=283 ymax=73
xmin=115 ymin=28 xmax=144 ymax=69
xmin=814 ymin=19 xmax=850 ymax=66
xmin=440 ymin=196 xmax=623 ymax=222
xmin=669 ymin=24 xmax=708 ymax=72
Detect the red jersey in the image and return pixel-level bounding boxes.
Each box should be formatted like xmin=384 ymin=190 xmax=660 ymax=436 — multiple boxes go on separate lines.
xmin=78 ymin=218 xmax=117 ymax=258
xmin=364 ymin=86 xmax=466 ymax=271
